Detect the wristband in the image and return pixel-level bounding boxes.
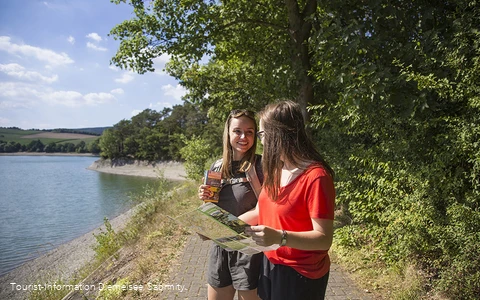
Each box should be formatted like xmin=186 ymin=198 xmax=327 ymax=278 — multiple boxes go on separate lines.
xmin=280 ymin=230 xmax=287 ymax=246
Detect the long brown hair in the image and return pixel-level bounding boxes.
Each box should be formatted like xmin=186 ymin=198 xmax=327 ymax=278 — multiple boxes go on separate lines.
xmin=259 ymin=100 xmax=334 ymax=200
xmin=221 ymin=109 xmax=258 ymax=178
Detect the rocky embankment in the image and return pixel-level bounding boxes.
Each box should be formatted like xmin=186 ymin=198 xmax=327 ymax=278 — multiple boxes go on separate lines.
xmin=0 ymin=159 xmax=187 ymax=300
xmin=87 ymin=158 xmax=186 ymax=180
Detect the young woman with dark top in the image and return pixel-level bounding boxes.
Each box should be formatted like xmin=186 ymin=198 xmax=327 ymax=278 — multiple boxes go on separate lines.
xmin=199 ymin=109 xmax=264 ymax=300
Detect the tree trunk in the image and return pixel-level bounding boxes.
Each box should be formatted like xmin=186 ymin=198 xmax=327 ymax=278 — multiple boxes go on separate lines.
xmin=285 ymin=0 xmax=317 ymax=122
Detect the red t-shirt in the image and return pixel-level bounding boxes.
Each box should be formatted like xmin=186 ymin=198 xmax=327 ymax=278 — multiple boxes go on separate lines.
xmin=258 ymin=164 xmax=335 ymax=279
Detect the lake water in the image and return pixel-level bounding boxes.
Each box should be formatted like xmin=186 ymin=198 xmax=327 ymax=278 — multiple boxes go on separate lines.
xmin=0 ymin=155 xmax=157 ymax=276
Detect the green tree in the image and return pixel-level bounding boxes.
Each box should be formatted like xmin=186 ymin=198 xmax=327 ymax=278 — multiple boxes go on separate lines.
xmin=26 ymin=140 xmax=44 ymax=152
xmin=110 ymin=0 xmax=321 ymax=117
xmin=99 ymin=129 xmax=122 ymax=158
xmin=108 ymin=2 xmax=480 ymax=296
xmin=55 ymin=143 xmax=64 ymax=152
xmin=179 ymin=134 xmax=214 ymax=180
xmin=75 ymin=141 xmax=86 ymax=153
xmin=44 ymin=142 xmax=57 ymax=153
xmin=134 ymin=128 xmax=168 ymax=161
xmin=64 ymin=143 xmax=76 ymax=153
xmin=307 ymin=1 xmax=480 ymax=297
xmin=165 ymin=58 xmax=275 ymax=119
xmin=113 ymin=119 xmax=135 ymax=156
xmin=88 ymin=138 xmax=101 ymax=154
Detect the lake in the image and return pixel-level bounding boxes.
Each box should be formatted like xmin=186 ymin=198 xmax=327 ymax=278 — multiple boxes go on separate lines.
xmin=0 ymin=155 xmax=158 ymax=276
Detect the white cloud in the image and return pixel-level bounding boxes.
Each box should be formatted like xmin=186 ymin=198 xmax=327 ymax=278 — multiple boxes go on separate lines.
xmin=161 ymin=84 xmax=186 ymax=101
xmin=0 ymin=63 xmax=58 ymax=83
xmin=110 ymin=88 xmax=124 ymax=95
xmin=0 ymin=100 xmax=31 ymax=109
xmin=0 ymin=117 xmax=10 ymax=126
xmin=0 ymin=81 xmax=42 ymax=99
xmin=115 ymin=72 xmax=135 ymax=84
xmin=149 ymin=102 xmax=172 ymax=109
xmin=67 ymin=36 xmax=75 ymax=45
xmin=153 ymin=53 xmax=171 ymax=64
xmin=152 ymin=53 xmax=170 ymax=75
xmin=86 ymin=42 xmax=107 ymax=52
xmin=0 ymin=36 xmax=74 ymax=66
xmin=0 ymin=81 xmax=116 ymax=108
xmin=84 ymin=92 xmax=116 ymax=105
xmin=43 ymin=91 xmax=116 ymax=107
xmin=44 ymin=90 xmax=83 ymax=107
xmin=0 ymin=82 xmax=42 ymax=109
xmin=109 ymin=65 xmax=120 ymax=71
xmin=86 ymin=33 xmax=102 ymax=42
xmin=131 ymin=109 xmax=142 ymax=116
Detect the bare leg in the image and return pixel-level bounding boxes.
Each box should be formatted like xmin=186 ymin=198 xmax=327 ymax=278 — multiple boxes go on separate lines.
xmin=238 ymin=289 xmax=260 ymax=300
xmin=208 ymin=284 xmax=236 ymax=300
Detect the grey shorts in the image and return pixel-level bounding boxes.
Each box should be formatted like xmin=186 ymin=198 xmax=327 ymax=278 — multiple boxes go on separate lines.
xmin=207 ymin=244 xmax=263 ymax=290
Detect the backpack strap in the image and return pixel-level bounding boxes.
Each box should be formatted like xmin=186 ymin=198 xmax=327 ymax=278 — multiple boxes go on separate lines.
xmin=212 ymin=156 xmax=262 ymax=199
xmin=211 ymin=159 xmax=223 ymax=172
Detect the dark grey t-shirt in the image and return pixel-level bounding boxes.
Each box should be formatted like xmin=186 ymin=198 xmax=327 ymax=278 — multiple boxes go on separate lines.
xmin=211 ymin=157 xmax=263 ymax=217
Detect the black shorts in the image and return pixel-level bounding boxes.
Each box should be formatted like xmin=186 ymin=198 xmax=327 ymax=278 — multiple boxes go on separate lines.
xmin=207 ymin=244 xmax=263 ymax=290
xmin=258 ymin=255 xmax=330 ymax=300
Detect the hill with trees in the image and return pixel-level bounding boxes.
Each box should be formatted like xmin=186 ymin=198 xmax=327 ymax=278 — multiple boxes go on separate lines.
xmin=0 ymin=127 xmax=103 ymax=154
xmin=97 ymin=103 xmax=223 ymax=163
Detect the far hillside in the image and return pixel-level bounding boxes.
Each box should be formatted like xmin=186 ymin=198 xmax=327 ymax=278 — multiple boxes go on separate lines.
xmin=0 ymin=127 xmax=102 ymax=154
xmin=0 ymin=128 xmax=100 ymax=145
xmin=51 ymin=127 xmax=110 ymax=135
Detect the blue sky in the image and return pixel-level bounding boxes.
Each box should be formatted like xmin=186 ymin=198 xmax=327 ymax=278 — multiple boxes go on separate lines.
xmin=0 ymin=0 xmax=186 ymax=130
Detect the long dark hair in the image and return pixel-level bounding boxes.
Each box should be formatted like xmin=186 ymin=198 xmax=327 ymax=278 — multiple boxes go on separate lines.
xmin=221 ymin=109 xmax=258 ymax=178
xmin=259 ymin=100 xmax=334 ymax=200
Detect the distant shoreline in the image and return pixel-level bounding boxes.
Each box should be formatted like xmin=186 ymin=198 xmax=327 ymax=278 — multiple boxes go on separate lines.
xmin=0 ymin=152 xmax=99 ymax=156
xmin=87 ymin=158 xmax=187 ymax=180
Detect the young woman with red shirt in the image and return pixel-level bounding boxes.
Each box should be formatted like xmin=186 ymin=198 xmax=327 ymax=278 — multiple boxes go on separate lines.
xmin=241 ymin=100 xmax=335 ymax=300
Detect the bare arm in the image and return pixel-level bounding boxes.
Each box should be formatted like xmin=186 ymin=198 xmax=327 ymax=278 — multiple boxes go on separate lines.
xmin=244 ymin=217 xmax=333 ymax=251
xmin=238 ymin=203 xmax=259 ymax=226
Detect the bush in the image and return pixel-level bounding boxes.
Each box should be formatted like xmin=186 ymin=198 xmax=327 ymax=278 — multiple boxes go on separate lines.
xmin=179 ymin=134 xmax=215 ymax=180
xmin=92 ymin=218 xmax=122 ymax=261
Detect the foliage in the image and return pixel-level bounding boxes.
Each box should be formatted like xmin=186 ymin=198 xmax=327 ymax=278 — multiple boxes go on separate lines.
xmin=308 ymin=0 xmax=480 ymax=298
xmin=92 ymin=218 xmax=122 ymax=261
xmin=179 ymin=134 xmax=215 ymax=180
xmin=109 ymin=0 xmax=322 ymax=117
xmin=97 ymin=103 xmax=224 ymax=162
xmin=96 ymin=277 xmax=131 ymax=300
xmin=109 ymin=0 xmax=480 ymax=298
xmin=165 ymin=57 xmax=275 ymax=121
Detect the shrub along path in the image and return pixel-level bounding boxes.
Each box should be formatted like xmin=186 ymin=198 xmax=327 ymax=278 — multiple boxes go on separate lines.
xmin=163 ymin=234 xmax=374 ymax=299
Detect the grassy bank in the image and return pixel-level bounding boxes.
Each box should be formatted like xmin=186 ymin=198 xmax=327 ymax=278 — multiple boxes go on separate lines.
xmin=28 ymin=176 xmax=200 ymax=300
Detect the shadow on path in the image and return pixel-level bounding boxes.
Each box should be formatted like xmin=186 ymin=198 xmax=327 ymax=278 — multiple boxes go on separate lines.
xmin=164 ymin=235 xmax=374 ymax=300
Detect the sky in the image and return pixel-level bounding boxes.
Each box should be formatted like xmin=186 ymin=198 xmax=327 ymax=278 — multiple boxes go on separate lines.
xmin=0 ymin=0 xmax=187 ymax=130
